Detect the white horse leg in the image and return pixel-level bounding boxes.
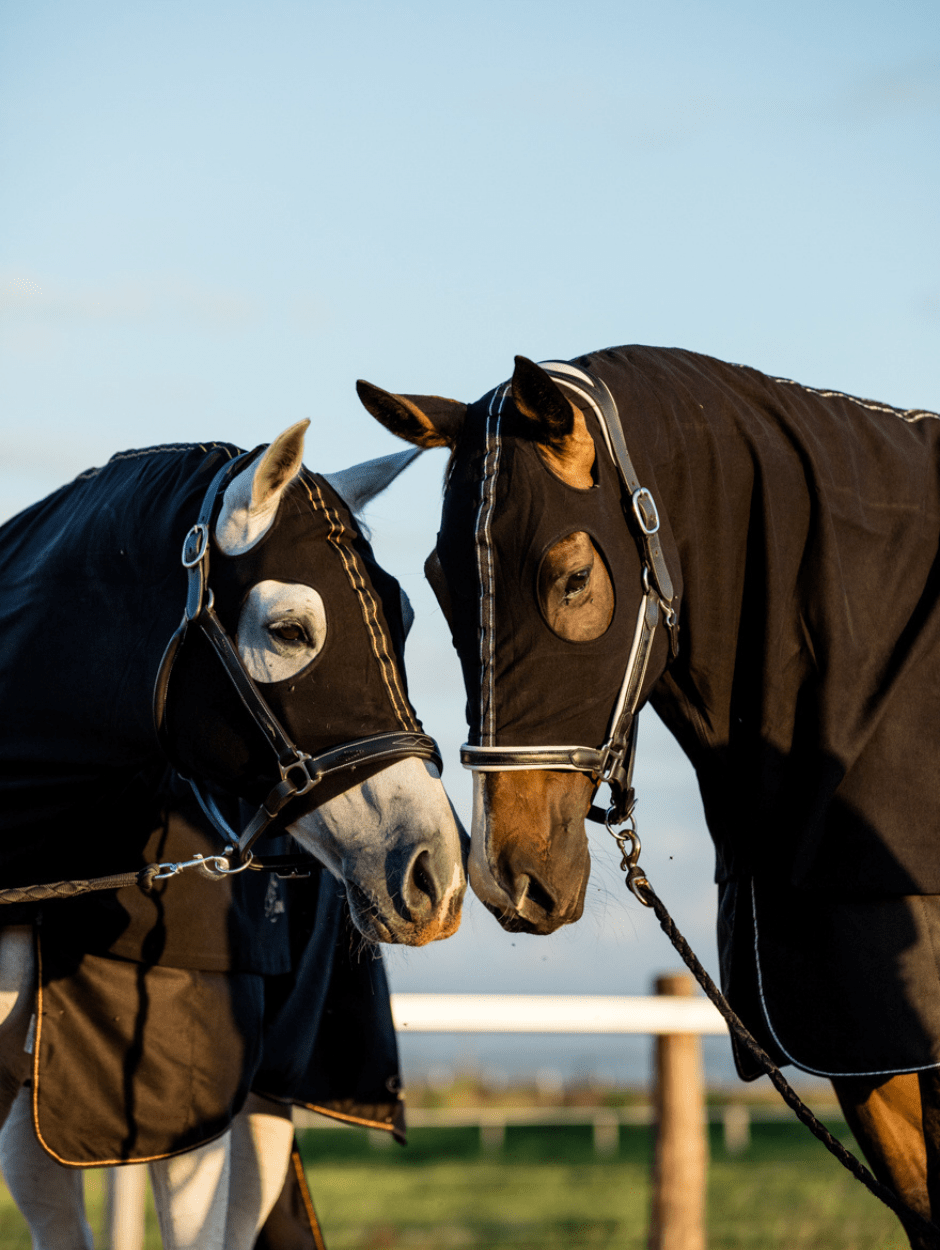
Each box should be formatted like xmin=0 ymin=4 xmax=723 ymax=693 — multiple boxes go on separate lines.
xmin=224 ymin=1093 xmax=295 ymax=1248
xmin=148 ymin=1095 xmax=293 ymax=1250
xmin=148 ymin=1132 xmax=231 ymax=1250
xmin=0 ymin=1084 xmax=94 ymax=1250
xmin=0 ymin=925 xmax=35 ymax=1128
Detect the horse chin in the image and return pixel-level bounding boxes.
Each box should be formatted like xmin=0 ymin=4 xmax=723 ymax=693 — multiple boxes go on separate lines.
xmin=346 ymin=880 xmax=463 ymax=947
xmin=475 ymin=873 xmax=588 ymax=936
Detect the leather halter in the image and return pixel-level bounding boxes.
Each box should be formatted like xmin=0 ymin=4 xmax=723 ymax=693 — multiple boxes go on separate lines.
xmin=153 ymin=452 xmax=443 ymax=865
xmin=459 ymin=362 xmax=678 ymax=824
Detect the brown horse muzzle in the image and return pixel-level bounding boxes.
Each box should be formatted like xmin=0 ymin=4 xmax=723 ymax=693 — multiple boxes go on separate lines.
xmin=469 ymin=770 xmax=593 ymax=935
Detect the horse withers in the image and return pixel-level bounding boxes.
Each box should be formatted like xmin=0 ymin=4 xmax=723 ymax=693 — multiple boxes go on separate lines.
xmin=358 ymin=347 xmax=940 ymax=1247
xmin=0 ymin=424 xmax=467 ymax=1247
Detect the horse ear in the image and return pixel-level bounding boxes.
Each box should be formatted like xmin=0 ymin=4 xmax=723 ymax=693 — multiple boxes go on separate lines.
xmin=322 ymin=447 xmax=423 ymax=514
xmin=215 ymin=420 xmax=309 ymax=556
xmin=357 ymin=380 xmax=467 ymax=449
xmin=511 ymin=356 xmax=595 ymax=488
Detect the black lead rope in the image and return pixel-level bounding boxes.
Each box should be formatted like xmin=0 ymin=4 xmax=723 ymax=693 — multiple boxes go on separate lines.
xmin=609 ymin=822 xmax=940 ymax=1246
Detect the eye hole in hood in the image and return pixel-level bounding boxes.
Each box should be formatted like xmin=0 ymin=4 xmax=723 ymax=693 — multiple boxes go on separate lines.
xmin=537 ymin=531 xmax=614 ymax=642
xmin=237 ymin=580 xmax=328 ymax=683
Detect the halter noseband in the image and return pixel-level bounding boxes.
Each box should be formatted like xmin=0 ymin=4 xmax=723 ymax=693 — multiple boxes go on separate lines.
xmin=153 ymin=452 xmax=443 ymax=865
xmin=459 ymin=363 xmax=678 ymax=824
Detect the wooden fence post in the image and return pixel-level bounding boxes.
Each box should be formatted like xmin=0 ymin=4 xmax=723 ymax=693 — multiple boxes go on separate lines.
xmin=648 ymin=973 xmax=707 ymax=1250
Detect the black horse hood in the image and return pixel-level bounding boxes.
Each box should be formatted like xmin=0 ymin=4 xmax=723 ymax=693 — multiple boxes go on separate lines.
xmin=437 ymin=388 xmax=648 ymax=753
xmin=0 ymin=442 xmax=419 ymax=883
xmin=164 ymin=462 xmax=421 ymax=794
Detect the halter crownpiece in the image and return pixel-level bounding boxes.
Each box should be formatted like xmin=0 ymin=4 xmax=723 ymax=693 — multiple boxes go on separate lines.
xmin=153 ymin=450 xmax=442 ymax=866
xmin=458 ymin=361 xmax=679 ymax=824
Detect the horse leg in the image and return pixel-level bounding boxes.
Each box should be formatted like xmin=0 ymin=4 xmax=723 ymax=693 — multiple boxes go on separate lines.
xmin=0 ymin=1084 xmax=94 ymax=1250
xmin=148 ymin=1131 xmax=232 ymax=1249
xmin=831 ymin=1072 xmax=939 ymax=1249
xmin=148 ymin=1095 xmax=294 ymax=1250
xmin=224 ymin=1093 xmax=295 ymax=1248
xmin=918 ymin=1069 xmax=940 ymax=1233
xmin=0 ymin=925 xmax=36 ymax=1128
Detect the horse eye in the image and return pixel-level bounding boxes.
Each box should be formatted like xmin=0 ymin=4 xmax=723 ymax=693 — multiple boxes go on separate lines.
xmin=268 ymin=620 xmax=309 ymax=645
xmin=563 ymin=568 xmax=591 ymax=603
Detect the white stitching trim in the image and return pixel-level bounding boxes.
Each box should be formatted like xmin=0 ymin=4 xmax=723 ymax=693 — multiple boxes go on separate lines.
xmin=730 ymin=363 xmax=940 ymax=425
xmin=75 ymin=442 xmax=235 ymax=480
xmin=475 ymin=386 xmax=506 ymax=746
xmin=303 ymin=476 xmax=416 ymax=731
xmin=751 ymin=878 xmax=940 ymax=1077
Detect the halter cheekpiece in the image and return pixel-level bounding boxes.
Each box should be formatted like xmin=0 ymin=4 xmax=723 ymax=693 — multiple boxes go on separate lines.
xmin=153 ymin=451 xmax=442 ymax=868
xmin=459 ymin=362 xmax=679 ymax=826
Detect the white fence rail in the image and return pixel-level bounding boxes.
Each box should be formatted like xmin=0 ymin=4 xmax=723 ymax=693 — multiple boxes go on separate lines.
xmin=389 ymin=991 xmax=728 ymax=1035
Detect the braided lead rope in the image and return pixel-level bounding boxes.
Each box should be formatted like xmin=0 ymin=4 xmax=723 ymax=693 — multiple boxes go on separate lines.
xmin=625 ymin=855 xmax=940 ymax=1245
xmin=0 ymin=865 xmax=162 ymax=905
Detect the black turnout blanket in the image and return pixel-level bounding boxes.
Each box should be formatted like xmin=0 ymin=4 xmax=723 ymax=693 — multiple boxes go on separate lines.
xmin=33 ymin=778 xmax=403 ymax=1165
xmin=587 ymin=348 xmax=940 ymax=1078
xmin=0 ymin=442 xmax=405 ymax=1168
xmin=447 ymin=345 xmax=940 ymax=1077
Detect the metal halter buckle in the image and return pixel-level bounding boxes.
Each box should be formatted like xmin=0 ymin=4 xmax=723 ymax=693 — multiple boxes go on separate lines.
xmin=598 ymin=740 xmax=627 ymax=785
xmin=631 ymin=487 xmax=660 ymax=536
xmin=181 ymin=523 xmax=210 ymax=568
xmin=280 ymin=753 xmax=318 ymax=796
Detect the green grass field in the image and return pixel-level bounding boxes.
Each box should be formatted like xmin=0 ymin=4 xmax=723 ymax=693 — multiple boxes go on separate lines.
xmin=0 ymin=1122 xmax=909 ymax=1249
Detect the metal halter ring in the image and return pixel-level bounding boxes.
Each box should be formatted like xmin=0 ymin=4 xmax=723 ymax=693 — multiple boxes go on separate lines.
xmin=280 ymin=754 xmax=318 ymax=796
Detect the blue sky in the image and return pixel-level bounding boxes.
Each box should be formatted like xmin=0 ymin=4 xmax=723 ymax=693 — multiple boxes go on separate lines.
xmin=2 ymin=1 xmax=938 ymax=1082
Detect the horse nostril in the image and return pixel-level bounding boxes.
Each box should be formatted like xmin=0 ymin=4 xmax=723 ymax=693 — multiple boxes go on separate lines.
xmin=403 ymin=848 xmax=440 ymax=919
xmin=519 ymin=874 xmax=555 ymax=916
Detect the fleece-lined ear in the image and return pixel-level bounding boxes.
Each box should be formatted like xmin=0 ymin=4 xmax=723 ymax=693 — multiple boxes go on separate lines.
xmin=215 ymin=420 xmax=308 ymax=556
xmin=511 ymin=357 xmax=595 ymax=489
xmin=323 ymin=447 xmax=423 ymax=515
xmin=356 ymin=380 xmax=467 ymax=449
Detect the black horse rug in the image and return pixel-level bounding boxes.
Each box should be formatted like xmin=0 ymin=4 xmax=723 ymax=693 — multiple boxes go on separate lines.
xmin=33 ymin=776 xmax=403 ymax=1166
xmin=426 ymin=345 xmax=940 ymax=1078
xmin=0 ymin=438 xmax=416 ymax=1156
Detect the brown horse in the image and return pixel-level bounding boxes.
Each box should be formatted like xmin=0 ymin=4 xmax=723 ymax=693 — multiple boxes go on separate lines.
xmin=358 ymin=346 xmax=940 ymax=1248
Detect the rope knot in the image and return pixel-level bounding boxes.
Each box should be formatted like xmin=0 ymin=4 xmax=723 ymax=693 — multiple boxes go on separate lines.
xmin=137 ymin=863 xmax=161 ymax=893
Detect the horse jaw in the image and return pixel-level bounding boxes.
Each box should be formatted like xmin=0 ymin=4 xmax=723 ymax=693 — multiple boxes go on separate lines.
xmin=287 ymin=757 xmax=468 ymax=946
xmin=469 ymin=771 xmax=592 ymax=935
xmin=215 ymin=421 xmax=309 ymax=557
